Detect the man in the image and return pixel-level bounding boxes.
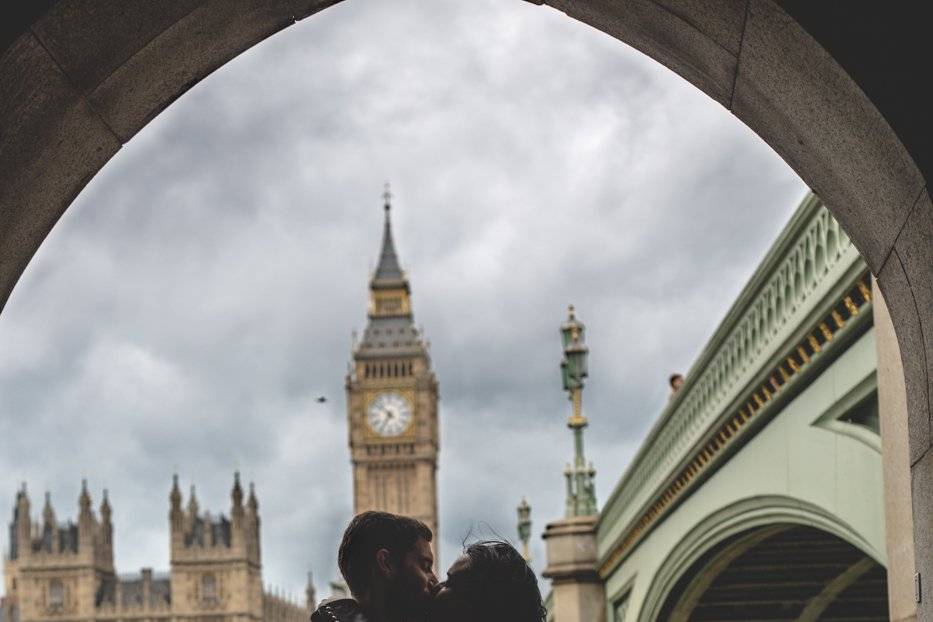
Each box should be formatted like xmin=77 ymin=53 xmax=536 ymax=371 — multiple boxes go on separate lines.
xmin=311 ymin=511 xmax=437 ymax=622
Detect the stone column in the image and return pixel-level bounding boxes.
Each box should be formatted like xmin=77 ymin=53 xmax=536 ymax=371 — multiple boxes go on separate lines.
xmin=874 ymin=279 xmax=917 ymax=622
xmin=542 ymin=515 xmax=606 ymax=622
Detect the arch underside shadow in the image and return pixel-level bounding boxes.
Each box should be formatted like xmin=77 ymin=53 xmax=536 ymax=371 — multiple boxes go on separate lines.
xmin=657 ymin=524 xmax=887 ymax=621
xmin=636 ymin=495 xmax=885 ymax=622
xmin=0 ymin=0 xmax=930 ymax=616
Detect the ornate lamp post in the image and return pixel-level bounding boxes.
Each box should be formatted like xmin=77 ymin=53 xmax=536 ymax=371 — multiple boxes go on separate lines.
xmin=560 ymin=305 xmax=597 ymax=517
xmin=516 ymin=497 xmax=532 ymax=562
xmin=542 ymin=305 xmax=606 ymax=620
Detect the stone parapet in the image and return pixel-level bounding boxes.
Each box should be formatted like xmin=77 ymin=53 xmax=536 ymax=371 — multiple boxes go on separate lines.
xmin=543 ymin=515 xmax=605 ymax=622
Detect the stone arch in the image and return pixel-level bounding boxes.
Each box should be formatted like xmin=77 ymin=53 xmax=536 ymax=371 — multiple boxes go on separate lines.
xmin=638 ymin=495 xmax=884 ymax=622
xmin=0 ymin=1 xmax=930 ymax=612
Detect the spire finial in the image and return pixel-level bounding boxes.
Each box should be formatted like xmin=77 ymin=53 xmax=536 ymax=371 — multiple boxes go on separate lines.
xmin=79 ymin=479 xmax=91 ymax=512
xmin=371 ymin=184 xmax=404 ymax=284
xmin=247 ymin=482 xmax=258 ymax=513
xmin=383 ymin=182 xmax=392 ymax=211
xmin=232 ymin=471 xmax=243 ymax=508
xmin=188 ymin=485 xmax=199 ymax=515
xmin=101 ymin=489 xmax=112 ymax=520
xmin=43 ymin=492 xmax=55 ymax=525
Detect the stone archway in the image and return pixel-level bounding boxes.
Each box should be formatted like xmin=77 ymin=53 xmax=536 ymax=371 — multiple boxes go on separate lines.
xmin=0 ymin=1 xmax=930 ymax=616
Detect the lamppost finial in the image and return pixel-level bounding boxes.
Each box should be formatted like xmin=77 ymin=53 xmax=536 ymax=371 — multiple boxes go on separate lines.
xmin=559 ymin=306 xmax=598 ymax=517
xmin=517 ymin=497 xmax=532 ymax=562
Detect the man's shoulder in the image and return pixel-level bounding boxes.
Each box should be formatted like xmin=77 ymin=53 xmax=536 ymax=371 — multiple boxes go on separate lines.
xmin=310 ymin=598 xmax=367 ymax=622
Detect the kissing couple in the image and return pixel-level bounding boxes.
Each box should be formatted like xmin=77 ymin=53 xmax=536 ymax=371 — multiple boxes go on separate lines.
xmin=311 ymin=511 xmax=545 ymax=622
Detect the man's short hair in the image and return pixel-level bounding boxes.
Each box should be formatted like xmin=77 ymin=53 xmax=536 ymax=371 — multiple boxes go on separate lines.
xmin=337 ymin=511 xmax=433 ymax=596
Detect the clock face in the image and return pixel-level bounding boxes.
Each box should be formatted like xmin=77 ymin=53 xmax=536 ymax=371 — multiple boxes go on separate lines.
xmin=367 ymin=392 xmax=413 ymax=437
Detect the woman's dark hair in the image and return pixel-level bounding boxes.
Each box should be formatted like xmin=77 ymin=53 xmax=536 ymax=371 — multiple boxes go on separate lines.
xmin=459 ymin=540 xmax=546 ymax=622
xmin=338 ymin=511 xmax=432 ymax=596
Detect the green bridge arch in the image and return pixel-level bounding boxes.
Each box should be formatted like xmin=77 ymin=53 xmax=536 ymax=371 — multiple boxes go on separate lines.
xmin=638 ymin=495 xmax=883 ymax=622
xmin=595 ymin=195 xmax=887 ymax=620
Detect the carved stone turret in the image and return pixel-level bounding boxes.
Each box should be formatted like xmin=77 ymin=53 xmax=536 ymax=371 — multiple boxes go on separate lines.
xmin=169 ymin=474 xmax=263 ymax=622
xmin=99 ymin=490 xmax=113 ymax=567
xmin=231 ymin=472 xmax=244 ymax=516
xmin=13 ymin=484 xmax=31 ymax=560
xmin=3 ymin=477 xmax=304 ymax=622
xmin=6 ymin=482 xmax=115 ymax=622
xmin=169 ymin=474 xmax=184 ymax=543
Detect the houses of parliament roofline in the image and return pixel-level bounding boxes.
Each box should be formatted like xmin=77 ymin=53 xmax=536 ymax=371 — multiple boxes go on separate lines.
xmin=1 ymin=475 xmax=314 ymax=622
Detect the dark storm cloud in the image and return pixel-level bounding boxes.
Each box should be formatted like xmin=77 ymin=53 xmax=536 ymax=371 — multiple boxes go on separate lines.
xmin=0 ymin=0 xmax=804 ymax=596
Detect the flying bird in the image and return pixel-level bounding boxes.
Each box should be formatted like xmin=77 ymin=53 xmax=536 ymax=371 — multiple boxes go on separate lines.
xmin=316 ymin=396 xmax=327 ymax=403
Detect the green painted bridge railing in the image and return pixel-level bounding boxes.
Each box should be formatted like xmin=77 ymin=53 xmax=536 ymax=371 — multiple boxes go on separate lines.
xmin=597 ymin=192 xmax=868 ymax=573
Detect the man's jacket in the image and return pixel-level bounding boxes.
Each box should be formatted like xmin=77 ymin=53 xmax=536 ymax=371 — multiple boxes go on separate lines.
xmin=310 ymin=599 xmax=368 ymax=622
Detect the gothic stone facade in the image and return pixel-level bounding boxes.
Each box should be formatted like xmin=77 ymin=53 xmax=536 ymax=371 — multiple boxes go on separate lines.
xmin=346 ymin=194 xmax=440 ymax=544
xmin=1 ymin=476 xmax=310 ymax=622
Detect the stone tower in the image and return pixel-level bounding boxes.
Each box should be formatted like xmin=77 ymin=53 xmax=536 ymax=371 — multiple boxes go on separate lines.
xmin=2 ymin=477 xmax=307 ymax=622
xmin=3 ymin=482 xmax=115 ymax=622
xmin=345 ymin=187 xmax=440 ymax=545
xmin=169 ymin=473 xmax=263 ymax=622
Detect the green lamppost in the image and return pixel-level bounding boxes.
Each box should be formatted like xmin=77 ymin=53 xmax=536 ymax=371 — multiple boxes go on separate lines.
xmin=516 ymin=497 xmax=532 ymax=562
xmin=560 ymin=305 xmax=597 ymax=517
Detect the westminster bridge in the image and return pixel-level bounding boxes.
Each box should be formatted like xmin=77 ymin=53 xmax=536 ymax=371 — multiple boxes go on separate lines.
xmin=546 ymin=193 xmax=905 ymax=622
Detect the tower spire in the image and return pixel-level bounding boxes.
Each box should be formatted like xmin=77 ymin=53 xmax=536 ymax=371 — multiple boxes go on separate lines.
xmin=43 ymin=491 xmax=55 ymax=526
xmin=100 ymin=489 xmax=112 ymax=522
xmin=187 ymin=485 xmax=199 ymax=518
xmin=373 ymin=182 xmax=404 ymax=284
xmin=79 ymin=479 xmax=91 ymax=509
xmin=170 ymin=474 xmax=182 ymax=511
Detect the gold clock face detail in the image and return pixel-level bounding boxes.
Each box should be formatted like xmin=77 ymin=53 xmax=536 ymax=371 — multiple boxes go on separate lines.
xmin=367 ymin=392 xmax=413 ymax=437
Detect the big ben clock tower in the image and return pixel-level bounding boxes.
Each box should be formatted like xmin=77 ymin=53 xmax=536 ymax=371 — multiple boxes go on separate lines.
xmin=346 ymin=186 xmax=439 ymax=543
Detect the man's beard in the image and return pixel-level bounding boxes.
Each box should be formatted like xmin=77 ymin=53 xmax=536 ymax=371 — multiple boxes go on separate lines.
xmin=385 ymin=576 xmax=430 ymax=622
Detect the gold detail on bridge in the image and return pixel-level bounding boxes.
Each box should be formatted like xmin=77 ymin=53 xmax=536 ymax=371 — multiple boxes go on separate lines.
xmin=857 ymin=280 xmax=872 ymax=302
xmin=831 ymin=309 xmax=846 ymax=329
xmin=597 ymin=274 xmax=873 ymax=579
xmin=779 ymin=365 xmax=791 ymax=382
xmin=797 ymin=346 xmax=811 ymax=364
xmin=808 ymin=334 xmax=822 ymax=353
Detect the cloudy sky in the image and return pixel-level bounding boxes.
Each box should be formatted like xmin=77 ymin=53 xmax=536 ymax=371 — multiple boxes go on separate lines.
xmin=0 ymin=0 xmax=806 ymax=600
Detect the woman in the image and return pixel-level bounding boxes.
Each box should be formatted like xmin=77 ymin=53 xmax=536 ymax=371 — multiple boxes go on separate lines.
xmin=431 ymin=540 xmax=546 ymax=622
